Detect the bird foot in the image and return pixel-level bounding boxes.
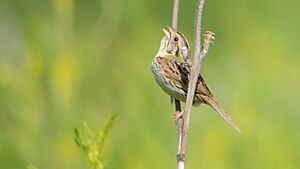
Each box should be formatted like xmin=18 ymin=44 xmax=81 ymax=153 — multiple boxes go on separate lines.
xmin=173 ymin=111 xmax=184 ymax=122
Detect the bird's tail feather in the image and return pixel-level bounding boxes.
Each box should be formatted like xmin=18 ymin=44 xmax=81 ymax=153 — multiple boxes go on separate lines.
xmin=202 ymin=96 xmax=241 ymax=132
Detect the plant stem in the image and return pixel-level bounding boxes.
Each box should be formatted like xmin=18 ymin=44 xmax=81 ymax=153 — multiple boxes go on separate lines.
xmin=177 ymin=0 xmax=206 ymax=169
xmin=171 ymin=0 xmax=211 ymax=168
xmin=170 ymin=0 xmax=185 ymax=168
xmin=172 ymin=0 xmax=180 ymax=29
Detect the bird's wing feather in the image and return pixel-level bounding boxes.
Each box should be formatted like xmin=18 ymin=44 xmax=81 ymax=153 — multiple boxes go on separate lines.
xmin=201 ymin=95 xmax=241 ymax=132
xmin=156 ymin=57 xmax=240 ymax=132
xmin=158 ymin=57 xmax=212 ymax=100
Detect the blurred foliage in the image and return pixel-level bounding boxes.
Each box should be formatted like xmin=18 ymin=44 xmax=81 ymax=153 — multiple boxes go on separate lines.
xmin=27 ymin=164 xmax=38 ymax=169
xmin=74 ymin=113 xmax=117 ymax=169
xmin=0 ymin=0 xmax=300 ymax=169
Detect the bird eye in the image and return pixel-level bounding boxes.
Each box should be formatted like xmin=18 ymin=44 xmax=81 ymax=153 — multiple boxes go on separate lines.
xmin=174 ymin=37 xmax=179 ymax=41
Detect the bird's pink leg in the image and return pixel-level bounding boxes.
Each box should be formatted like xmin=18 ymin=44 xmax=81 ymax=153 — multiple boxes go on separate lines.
xmin=174 ymin=111 xmax=184 ymax=122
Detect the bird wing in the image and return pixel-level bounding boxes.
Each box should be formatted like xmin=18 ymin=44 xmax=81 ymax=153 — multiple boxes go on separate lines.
xmin=157 ymin=57 xmax=240 ymax=132
xmin=158 ymin=57 xmax=212 ymax=100
xmin=157 ymin=57 xmax=188 ymax=97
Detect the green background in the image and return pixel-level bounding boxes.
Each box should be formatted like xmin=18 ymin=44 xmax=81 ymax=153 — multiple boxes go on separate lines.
xmin=1 ymin=0 xmax=300 ymax=168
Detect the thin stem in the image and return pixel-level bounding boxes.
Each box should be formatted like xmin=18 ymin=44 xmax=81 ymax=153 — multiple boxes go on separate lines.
xmin=172 ymin=0 xmax=180 ymax=30
xmin=178 ymin=0 xmax=206 ymax=168
xmin=171 ymin=0 xmax=213 ymax=168
xmin=171 ymin=0 xmax=185 ymax=168
xmin=175 ymin=99 xmax=183 ymax=155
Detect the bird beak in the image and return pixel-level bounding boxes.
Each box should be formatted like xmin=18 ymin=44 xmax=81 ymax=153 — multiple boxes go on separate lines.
xmin=163 ymin=28 xmax=170 ymax=37
xmin=168 ymin=26 xmax=176 ymax=33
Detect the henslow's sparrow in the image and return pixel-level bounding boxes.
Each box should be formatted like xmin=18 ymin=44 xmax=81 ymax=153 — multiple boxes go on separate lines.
xmin=151 ymin=27 xmax=240 ymax=132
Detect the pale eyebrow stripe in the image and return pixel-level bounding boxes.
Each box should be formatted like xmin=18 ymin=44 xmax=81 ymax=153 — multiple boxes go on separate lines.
xmin=176 ymin=32 xmax=189 ymax=49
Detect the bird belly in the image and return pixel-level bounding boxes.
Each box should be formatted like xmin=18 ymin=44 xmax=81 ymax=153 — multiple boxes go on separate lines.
xmin=151 ymin=66 xmax=186 ymax=102
xmin=154 ymin=74 xmax=186 ymax=102
xmin=151 ymin=60 xmax=203 ymax=106
xmin=155 ymin=75 xmax=202 ymax=106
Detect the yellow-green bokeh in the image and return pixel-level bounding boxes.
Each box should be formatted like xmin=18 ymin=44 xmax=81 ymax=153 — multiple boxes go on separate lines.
xmin=1 ymin=0 xmax=300 ymax=168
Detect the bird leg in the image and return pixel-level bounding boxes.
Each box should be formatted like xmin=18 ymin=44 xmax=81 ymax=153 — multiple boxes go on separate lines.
xmin=170 ymin=96 xmax=174 ymax=105
xmin=174 ymin=111 xmax=184 ymax=122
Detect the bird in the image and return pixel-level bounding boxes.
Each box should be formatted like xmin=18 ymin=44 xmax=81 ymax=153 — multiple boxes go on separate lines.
xmin=151 ymin=27 xmax=241 ymax=132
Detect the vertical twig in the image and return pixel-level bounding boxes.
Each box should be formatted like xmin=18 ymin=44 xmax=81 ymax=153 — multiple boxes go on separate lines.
xmin=172 ymin=0 xmax=180 ymax=29
xmin=170 ymin=0 xmax=185 ymax=168
xmin=177 ymin=0 xmax=206 ymax=169
xmin=171 ymin=0 xmax=211 ymax=168
xmin=175 ymin=99 xmax=183 ymax=163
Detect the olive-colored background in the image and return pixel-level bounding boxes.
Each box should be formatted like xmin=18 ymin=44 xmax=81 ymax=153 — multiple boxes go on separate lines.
xmin=1 ymin=0 xmax=300 ymax=168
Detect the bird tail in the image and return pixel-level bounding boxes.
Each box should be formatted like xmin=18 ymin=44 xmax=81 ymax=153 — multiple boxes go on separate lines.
xmin=202 ymin=96 xmax=241 ymax=132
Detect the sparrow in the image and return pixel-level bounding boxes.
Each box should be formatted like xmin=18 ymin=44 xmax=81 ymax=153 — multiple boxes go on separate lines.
xmin=151 ymin=27 xmax=240 ymax=132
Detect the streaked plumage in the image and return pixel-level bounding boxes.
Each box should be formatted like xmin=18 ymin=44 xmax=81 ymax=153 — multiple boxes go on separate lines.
xmin=151 ymin=27 xmax=240 ymax=132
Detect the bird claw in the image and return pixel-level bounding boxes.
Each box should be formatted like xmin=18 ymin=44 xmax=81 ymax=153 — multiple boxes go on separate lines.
xmin=173 ymin=111 xmax=184 ymax=122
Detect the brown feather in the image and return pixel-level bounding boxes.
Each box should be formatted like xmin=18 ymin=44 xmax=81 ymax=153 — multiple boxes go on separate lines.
xmin=152 ymin=56 xmax=241 ymax=132
xmin=201 ymin=95 xmax=241 ymax=132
